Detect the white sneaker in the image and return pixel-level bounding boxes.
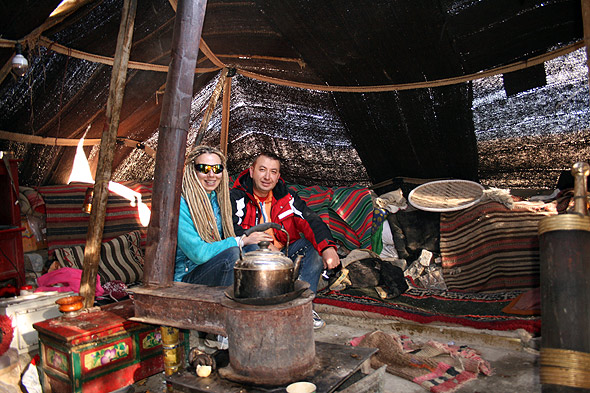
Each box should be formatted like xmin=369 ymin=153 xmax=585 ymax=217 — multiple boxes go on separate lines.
xmin=312 ymin=310 xmax=326 ymax=330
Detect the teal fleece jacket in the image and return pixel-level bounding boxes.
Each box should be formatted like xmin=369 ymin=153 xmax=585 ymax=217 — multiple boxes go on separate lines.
xmin=174 ymin=193 xmax=239 ymax=282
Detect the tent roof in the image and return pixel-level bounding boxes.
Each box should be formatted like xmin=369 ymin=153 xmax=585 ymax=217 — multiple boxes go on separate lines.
xmin=0 ymin=0 xmax=587 ymax=190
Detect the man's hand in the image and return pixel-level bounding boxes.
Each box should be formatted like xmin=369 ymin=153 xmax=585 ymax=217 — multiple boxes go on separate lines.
xmin=321 ymin=247 xmax=340 ymax=270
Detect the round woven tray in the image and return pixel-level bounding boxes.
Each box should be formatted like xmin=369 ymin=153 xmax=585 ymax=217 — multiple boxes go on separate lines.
xmin=408 ymin=179 xmax=484 ymax=212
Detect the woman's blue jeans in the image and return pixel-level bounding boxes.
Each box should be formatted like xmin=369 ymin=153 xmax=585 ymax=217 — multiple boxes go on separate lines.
xmin=181 ymin=245 xmax=256 ymax=286
xmin=180 ymin=240 xmax=322 ymax=293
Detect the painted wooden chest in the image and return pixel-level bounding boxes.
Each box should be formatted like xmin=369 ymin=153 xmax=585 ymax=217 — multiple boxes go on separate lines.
xmin=33 ymin=299 xmax=187 ymax=393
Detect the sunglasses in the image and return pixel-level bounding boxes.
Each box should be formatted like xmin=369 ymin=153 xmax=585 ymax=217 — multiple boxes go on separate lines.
xmin=195 ymin=163 xmax=224 ymax=174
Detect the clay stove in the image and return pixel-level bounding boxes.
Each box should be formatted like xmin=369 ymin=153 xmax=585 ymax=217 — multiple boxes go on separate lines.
xmin=131 ymin=282 xmax=377 ymax=392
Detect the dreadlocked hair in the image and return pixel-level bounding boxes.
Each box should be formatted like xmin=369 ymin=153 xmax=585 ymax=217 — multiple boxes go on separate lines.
xmin=182 ymin=145 xmax=236 ymax=243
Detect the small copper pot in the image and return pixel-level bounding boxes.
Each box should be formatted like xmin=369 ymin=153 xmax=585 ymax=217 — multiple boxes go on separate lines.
xmin=56 ymin=295 xmax=85 ymax=314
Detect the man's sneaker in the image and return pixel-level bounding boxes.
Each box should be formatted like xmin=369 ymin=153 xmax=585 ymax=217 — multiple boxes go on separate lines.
xmin=312 ymin=310 xmax=326 ymax=330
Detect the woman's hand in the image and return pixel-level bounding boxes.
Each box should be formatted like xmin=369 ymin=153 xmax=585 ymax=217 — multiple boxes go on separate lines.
xmin=242 ymin=231 xmax=273 ymax=246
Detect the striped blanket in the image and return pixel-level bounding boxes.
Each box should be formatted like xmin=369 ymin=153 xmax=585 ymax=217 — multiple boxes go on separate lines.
xmin=40 ymin=181 xmax=373 ymax=255
xmin=39 ymin=182 xmax=152 ymax=255
xmin=440 ymin=200 xmax=556 ymax=292
xmin=288 ymin=184 xmax=374 ymax=250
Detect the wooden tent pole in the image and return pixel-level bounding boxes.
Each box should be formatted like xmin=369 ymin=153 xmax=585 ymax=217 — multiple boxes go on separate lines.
xmin=79 ymin=0 xmax=137 ymax=308
xmin=220 ymin=71 xmax=232 ymax=156
xmin=194 ymin=67 xmax=228 ymax=146
xmin=142 ymin=0 xmax=208 ymax=286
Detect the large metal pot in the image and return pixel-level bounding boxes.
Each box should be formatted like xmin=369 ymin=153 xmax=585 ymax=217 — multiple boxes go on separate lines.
xmin=234 ymin=223 xmax=302 ymax=299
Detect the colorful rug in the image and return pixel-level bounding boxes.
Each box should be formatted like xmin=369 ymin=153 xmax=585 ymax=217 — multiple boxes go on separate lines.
xmin=288 ymin=183 xmax=374 ymax=250
xmin=440 ymin=200 xmax=556 ymax=292
xmin=38 ymin=181 xmax=152 ymax=255
xmin=354 ymin=330 xmax=493 ymax=393
xmin=314 ymin=286 xmax=541 ymax=333
xmin=40 ymin=180 xmax=372 ymax=254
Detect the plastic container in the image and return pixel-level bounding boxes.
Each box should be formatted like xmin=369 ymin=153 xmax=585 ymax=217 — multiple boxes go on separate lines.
xmin=19 ymin=285 xmax=33 ymax=296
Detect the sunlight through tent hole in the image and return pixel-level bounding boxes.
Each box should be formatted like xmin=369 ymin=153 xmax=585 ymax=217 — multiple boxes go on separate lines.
xmin=68 ymin=136 xmax=151 ymax=227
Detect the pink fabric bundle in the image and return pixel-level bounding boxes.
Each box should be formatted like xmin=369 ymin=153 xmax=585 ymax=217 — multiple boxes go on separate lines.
xmin=35 ymin=267 xmax=105 ymax=297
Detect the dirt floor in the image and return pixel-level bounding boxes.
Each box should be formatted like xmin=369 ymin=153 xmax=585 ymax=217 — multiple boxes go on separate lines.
xmin=129 ymin=311 xmax=541 ymax=393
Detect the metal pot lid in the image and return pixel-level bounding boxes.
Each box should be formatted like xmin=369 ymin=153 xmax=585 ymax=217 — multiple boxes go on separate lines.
xmin=235 ymin=241 xmax=294 ymax=270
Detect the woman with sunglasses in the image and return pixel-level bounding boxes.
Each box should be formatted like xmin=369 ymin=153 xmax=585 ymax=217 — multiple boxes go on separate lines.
xmin=174 ymin=145 xmax=271 ymax=285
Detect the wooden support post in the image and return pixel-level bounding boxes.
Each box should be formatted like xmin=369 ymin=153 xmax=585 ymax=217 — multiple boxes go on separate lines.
xmin=220 ymin=72 xmax=232 ymax=156
xmin=194 ymin=67 xmax=228 ymax=146
xmin=539 ymin=163 xmax=590 ymax=393
xmin=79 ymin=0 xmax=137 ymax=308
xmin=142 ymin=0 xmax=208 ymax=286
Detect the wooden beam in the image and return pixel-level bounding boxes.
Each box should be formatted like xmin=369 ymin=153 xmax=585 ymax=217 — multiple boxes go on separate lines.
xmin=79 ymin=0 xmax=137 ymax=308
xmin=194 ymin=67 xmax=228 ymax=146
xmin=220 ymin=72 xmax=232 ymax=156
xmin=142 ymin=0 xmax=208 ymax=286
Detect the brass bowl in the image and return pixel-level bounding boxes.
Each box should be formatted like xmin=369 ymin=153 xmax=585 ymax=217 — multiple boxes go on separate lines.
xmin=56 ymin=295 xmax=85 ymax=313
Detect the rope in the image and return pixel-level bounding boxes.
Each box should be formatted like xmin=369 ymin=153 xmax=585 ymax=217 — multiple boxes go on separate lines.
xmin=541 ymin=347 xmax=590 ymax=389
xmin=0 ymin=130 xmax=156 ymax=157
xmin=238 ymin=41 xmax=584 ymax=92
xmin=217 ymin=53 xmax=306 ymax=68
xmin=0 ymin=38 xmax=17 ymax=48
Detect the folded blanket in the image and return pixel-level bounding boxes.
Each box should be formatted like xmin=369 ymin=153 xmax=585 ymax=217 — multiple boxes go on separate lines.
xmin=35 ymin=267 xmax=104 ymax=297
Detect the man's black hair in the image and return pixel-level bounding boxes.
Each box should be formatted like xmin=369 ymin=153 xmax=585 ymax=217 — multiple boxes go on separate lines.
xmin=252 ymin=151 xmax=282 ymax=168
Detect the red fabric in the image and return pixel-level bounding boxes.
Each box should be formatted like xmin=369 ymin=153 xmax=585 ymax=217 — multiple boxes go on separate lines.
xmin=0 ymin=285 xmax=17 ymax=297
xmin=0 ymin=314 xmax=13 ymax=356
xmin=24 ymin=188 xmax=46 ymax=215
xmin=35 ymin=267 xmax=104 ymax=297
xmin=232 ymin=169 xmax=337 ymax=254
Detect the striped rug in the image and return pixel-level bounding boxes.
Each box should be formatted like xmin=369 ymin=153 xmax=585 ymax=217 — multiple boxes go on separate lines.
xmin=440 ymin=200 xmax=556 ymax=292
xmin=39 ymin=181 xmax=152 ymax=255
xmin=41 ymin=181 xmax=373 ymax=255
xmin=288 ymin=183 xmax=374 ymax=250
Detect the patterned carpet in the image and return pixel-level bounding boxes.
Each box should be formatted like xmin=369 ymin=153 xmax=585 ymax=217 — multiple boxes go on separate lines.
xmin=314 ymin=286 xmax=541 ymax=333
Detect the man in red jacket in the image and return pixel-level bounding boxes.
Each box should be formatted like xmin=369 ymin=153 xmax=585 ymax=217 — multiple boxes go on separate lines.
xmin=231 ymin=152 xmax=341 ymax=328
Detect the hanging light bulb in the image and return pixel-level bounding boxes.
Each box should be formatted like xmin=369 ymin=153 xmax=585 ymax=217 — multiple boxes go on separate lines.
xmin=12 ymin=43 xmax=28 ymax=78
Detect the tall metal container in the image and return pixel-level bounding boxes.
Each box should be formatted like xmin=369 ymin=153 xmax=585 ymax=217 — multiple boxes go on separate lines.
xmin=538 ymin=162 xmax=590 ymax=392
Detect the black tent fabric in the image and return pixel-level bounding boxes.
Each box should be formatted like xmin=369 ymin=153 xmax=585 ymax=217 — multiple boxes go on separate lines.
xmin=0 ymin=0 xmax=588 ymax=189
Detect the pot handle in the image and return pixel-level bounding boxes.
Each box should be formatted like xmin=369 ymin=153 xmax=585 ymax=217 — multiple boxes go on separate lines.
xmin=242 ymin=222 xmax=290 ymax=255
xmin=292 ymin=254 xmax=303 ymax=284
xmin=244 ymin=222 xmax=282 ymax=236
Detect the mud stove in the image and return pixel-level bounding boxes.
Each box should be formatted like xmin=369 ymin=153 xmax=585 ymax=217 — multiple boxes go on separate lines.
xmin=132 ymin=281 xmax=382 ymax=393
